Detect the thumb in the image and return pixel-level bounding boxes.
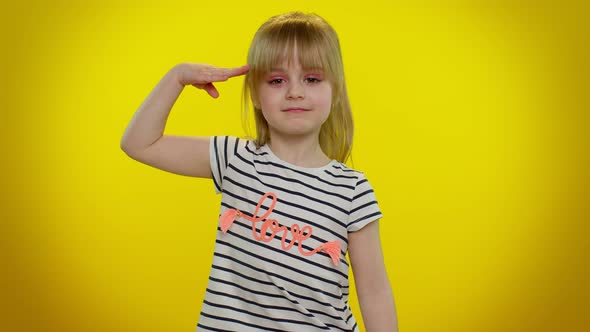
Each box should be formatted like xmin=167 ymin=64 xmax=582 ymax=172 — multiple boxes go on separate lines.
xmin=203 ymin=82 xmax=220 ymax=98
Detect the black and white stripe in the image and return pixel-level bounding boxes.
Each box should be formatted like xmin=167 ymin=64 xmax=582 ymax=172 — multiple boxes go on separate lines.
xmin=198 ymin=136 xmax=382 ymax=331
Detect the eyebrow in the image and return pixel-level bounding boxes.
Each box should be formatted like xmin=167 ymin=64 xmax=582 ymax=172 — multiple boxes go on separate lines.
xmin=269 ymin=67 xmax=324 ymax=72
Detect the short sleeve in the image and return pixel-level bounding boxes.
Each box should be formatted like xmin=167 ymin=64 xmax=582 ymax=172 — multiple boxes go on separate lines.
xmin=347 ymin=173 xmax=383 ymax=232
xmin=209 ymin=135 xmax=246 ymax=194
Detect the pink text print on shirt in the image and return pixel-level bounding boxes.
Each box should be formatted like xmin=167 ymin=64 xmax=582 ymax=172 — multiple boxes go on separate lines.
xmin=218 ymin=192 xmax=341 ymax=265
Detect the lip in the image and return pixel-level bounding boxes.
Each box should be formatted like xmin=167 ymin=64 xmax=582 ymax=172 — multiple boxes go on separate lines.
xmin=282 ymin=108 xmax=310 ymax=112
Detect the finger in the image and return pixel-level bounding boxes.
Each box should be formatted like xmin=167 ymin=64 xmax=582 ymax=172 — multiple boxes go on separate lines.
xmin=223 ymin=64 xmax=250 ymax=78
xmin=206 ymin=70 xmax=230 ymax=83
xmin=204 ymin=82 xmax=220 ymax=98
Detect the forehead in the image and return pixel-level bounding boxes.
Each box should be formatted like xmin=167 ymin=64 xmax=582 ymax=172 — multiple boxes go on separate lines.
xmin=268 ymin=63 xmax=324 ymax=73
xmin=258 ymin=38 xmax=326 ymax=69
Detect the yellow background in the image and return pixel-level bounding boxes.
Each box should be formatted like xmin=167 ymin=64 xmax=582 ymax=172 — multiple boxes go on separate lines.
xmin=1 ymin=0 xmax=588 ymax=331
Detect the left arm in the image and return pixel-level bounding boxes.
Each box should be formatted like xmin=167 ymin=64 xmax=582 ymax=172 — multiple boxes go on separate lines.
xmin=348 ymin=219 xmax=398 ymax=331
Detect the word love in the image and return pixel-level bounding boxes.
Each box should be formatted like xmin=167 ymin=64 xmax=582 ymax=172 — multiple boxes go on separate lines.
xmin=218 ymin=192 xmax=341 ymax=265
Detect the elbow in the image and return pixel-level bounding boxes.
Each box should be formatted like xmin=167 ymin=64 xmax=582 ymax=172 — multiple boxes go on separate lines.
xmin=120 ymin=131 xmax=132 ymax=153
xmin=120 ymin=138 xmax=153 ymax=161
xmin=120 ymin=129 xmax=141 ymax=155
xmin=120 ymin=132 xmax=159 ymax=156
xmin=120 ymin=139 xmax=132 ymax=155
xmin=120 ymin=138 xmax=139 ymax=157
xmin=120 ymin=133 xmax=141 ymax=156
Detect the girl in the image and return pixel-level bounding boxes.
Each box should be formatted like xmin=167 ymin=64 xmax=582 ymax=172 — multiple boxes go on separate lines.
xmin=121 ymin=11 xmax=398 ymax=332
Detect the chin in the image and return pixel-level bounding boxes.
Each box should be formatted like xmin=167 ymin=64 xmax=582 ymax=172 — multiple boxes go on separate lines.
xmin=272 ymin=125 xmax=321 ymax=138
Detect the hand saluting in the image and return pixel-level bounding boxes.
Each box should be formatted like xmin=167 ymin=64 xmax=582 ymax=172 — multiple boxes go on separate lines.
xmin=176 ymin=63 xmax=250 ymax=98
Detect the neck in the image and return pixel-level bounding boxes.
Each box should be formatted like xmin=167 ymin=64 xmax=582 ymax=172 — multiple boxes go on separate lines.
xmin=267 ymin=131 xmax=331 ymax=168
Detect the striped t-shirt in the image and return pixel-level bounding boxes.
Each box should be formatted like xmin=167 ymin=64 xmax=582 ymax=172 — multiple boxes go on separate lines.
xmin=196 ymin=136 xmax=383 ymax=332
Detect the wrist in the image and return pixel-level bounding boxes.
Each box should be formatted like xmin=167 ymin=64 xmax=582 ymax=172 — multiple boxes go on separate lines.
xmin=171 ymin=63 xmax=187 ymax=86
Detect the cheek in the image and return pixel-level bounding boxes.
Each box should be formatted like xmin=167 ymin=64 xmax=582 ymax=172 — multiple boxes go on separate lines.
xmin=258 ymin=89 xmax=279 ymax=107
xmin=258 ymin=101 xmax=276 ymax=124
xmin=318 ymin=87 xmax=333 ymax=110
xmin=320 ymin=97 xmax=332 ymax=110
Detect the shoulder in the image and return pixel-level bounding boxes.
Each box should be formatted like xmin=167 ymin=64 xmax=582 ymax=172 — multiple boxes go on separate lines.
xmin=211 ymin=135 xmax=256 ymax=156
xmin=211 ymin=135 xmax=252 ymax=147
xmin=327 ymin=162 xmax=370 ymax=184
xmin=209 ymin=135 xmax=257 ymax=175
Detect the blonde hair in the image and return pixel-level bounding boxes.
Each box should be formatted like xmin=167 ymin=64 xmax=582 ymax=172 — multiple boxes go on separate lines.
xmin=242 ymin=12 xmax=354 ymax=163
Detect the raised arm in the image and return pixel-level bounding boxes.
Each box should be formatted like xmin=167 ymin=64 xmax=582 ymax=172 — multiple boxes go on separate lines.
xmin=120 ymin=62 xmax=249 ymax=178
xmin=348 ymin=220 xmax=399 ymax=331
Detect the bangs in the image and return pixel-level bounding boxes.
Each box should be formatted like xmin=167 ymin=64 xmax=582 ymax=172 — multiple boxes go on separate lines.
xmin=248 ymin=20 xmax=335 ymax=83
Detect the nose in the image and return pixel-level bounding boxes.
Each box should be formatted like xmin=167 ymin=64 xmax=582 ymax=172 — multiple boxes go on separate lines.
xmin=286 ymin=80 xmax=305 ymax=100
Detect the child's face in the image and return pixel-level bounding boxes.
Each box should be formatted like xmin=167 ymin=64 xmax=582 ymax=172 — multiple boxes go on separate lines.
xmin=257 ymin=51 xmax=332 ymax=141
